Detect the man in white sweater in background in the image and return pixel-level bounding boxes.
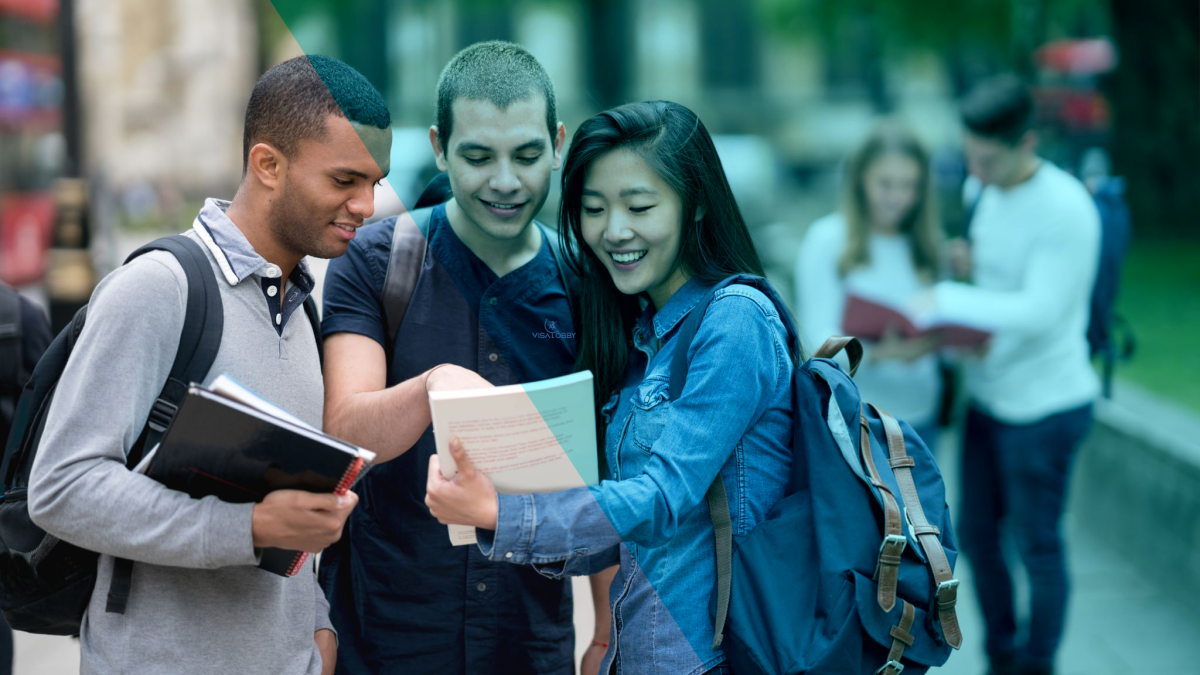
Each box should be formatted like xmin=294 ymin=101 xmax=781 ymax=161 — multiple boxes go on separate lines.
xmin=929 ymin=75 xmax=1100 ymax=675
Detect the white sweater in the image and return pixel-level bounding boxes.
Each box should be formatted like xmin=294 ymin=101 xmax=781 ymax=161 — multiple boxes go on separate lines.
xmin=794 ymin=213 xmax=941 ymax=426
xmin=933 ymin=162 xmax=1100 ymax=424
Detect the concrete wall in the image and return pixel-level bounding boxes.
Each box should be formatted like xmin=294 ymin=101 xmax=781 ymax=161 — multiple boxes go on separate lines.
xmin=1069 ymin=380 xmax=1200 ymax=594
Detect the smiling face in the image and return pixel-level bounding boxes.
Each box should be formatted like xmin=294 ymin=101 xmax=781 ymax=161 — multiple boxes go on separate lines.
xmin=580 ymin=148 xmax=690 ymax=309
xmin=267 ymin=114 xmax=391 ymax=259
xmin=862 ymin=152 xmax=922 ymax=233
xmin=433 ymin=95 xmax=563 ymax=242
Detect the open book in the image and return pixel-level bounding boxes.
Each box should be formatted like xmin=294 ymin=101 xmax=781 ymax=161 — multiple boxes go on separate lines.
xmin=143 ymin=375 xmax=375 ymax=576
xmin=428 ymin=371 xmax=599 ymax=545
xmin=842 ymin=293 xmax=991 ymax=348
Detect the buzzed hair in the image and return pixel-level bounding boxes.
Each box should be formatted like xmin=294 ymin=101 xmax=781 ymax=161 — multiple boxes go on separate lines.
xmin=435 ymin=41 xmax=557 ymax=149
xmin=242 ymin=55 xmax=391 ymax=175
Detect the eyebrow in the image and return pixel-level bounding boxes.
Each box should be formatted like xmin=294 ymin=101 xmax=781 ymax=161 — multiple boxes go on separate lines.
xmin=456 ymin=139 xmax=547 ymax=154
xmin=333 ymin=167 xmax=389 ymax=179
xmin=582 ymin=186 xmax=660 ymax=198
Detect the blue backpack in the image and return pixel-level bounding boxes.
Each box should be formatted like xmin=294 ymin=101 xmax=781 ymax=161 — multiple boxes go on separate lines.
xmin=670 ymin=275 xmax=962 ymax=675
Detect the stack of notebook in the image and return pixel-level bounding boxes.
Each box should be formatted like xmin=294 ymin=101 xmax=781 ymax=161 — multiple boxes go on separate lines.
xmin=140 ymin=375 xmax=375 ymax=576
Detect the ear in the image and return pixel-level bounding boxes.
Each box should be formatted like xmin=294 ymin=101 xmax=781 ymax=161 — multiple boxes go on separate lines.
xmin=246 ymin=142 xmax=286 ymax=191
xmin=1020 ymin=129 xmax=1039 ymax=154
xmin=430 ymin=126 xmax=448 ymax=172
xmin=551 ymin=122 xmax=567 ymax=171
xmin=693 ymin=202 xmax=706 ymax=222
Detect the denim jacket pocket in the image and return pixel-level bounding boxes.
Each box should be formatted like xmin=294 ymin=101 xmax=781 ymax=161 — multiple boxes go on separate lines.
xmin=629 ymin=376 xmax=670 ymax=454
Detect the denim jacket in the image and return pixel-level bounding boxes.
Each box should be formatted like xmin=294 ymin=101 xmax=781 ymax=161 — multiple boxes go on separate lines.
xmin=478 ymin=279 xmax=794 ymax=674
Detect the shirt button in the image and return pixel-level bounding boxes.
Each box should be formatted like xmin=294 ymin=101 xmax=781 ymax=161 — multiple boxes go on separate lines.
xmin=504 ymin=551 xmax=513 ymax=559
xmin=488 ymin=353 xmax=498 ymax=363
xmin=275 ymin=313 xmax=282 ymax=326
xmin=267 ymin=285 xmax=278 ymax=297
xmin=488 ymin=297 xmax=497 ymax=306
xmin=476 ymin=583 xmax=487 ymax=592
xmin=265 ymin=266 xmax=280 ymax=278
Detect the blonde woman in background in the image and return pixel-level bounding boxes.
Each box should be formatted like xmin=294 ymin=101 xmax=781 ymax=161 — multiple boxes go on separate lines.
xmin=794 ymin=120 xmax=944 ymax=446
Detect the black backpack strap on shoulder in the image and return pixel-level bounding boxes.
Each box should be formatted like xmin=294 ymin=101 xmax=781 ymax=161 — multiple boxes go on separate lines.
xmin=107 ymin=234 xmax=224 ymax=616
xmin=303 ymin=295 xmax=323 ymax=366
xmin=123 ymin=235 xmax=224 ymax=460
xmin=537 ymin=222 xmax=578 ymax=331
xmin=382 ymin=209 xmax=433 ymax=355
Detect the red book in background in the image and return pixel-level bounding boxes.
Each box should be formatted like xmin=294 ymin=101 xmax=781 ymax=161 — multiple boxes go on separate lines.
xmin=842 ymin=293 xmax=991 ymax=348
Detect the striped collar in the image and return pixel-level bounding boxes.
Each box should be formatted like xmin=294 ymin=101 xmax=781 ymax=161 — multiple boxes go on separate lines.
xmin=190 ymin=198 xmax=314 ymax=291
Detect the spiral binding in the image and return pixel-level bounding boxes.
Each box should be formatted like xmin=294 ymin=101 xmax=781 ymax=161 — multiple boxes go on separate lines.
xmin=284 ymin=456 xmax=365 ymax=577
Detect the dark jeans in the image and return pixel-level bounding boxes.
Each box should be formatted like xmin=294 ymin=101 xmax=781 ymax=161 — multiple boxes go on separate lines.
xmin=958 ymin=403 xmax=1093 ymax=669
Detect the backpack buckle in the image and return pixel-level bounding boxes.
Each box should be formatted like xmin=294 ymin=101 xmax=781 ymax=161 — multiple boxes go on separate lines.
xmin=875 ymin=659 xmax=904 ymax=675
xmin=935 ymin=578 xmax=959 ymax=611
xmin=877 ymin=534 xmax=907 ymax=566
xmin=147 ymin=398 xmax=179 ymax=433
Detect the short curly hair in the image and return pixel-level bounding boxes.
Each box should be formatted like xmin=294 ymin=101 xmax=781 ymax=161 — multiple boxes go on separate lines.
xmin=435 ymin=41 xmax=557 ymax=149
xmin=242 ymin=55 xmax=390 ymax=175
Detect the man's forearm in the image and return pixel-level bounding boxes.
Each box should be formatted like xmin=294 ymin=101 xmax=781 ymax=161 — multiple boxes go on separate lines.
xmin=325 ymin=371 xmax=432 ymax=463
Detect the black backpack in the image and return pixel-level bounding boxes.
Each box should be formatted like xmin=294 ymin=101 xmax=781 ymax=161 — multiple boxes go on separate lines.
xmin=0 ymin=234 xmax=320 ymax=634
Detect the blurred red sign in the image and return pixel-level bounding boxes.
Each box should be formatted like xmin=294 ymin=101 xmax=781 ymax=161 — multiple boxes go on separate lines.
xmin=1035 ymin=38 xmax=1117 ymax=75
xmin=0 ymin=192 xmax=56 ymax=285
xmin=0 ymin=0 xmax=59 ymax=23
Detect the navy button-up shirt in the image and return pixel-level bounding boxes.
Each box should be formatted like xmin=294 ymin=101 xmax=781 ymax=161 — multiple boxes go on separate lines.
xmin=320 ymin=204 xmax=578 ymax=674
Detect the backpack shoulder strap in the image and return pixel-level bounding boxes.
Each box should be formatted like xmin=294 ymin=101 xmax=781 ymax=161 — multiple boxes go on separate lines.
xmin=867 ymin=403 xmax=963 ymax=650
xmin=664 ymin=274 xmax=800 ymax=650
xmin=303 ymin=295 xmax=323 ymax=366
xmin=382 ymin=209 xmax=433 ymax=354
xmin=123 ymin=234 xmax=224 ymax=460
xmin=105 ymin=234 xmax=224 ymax=617
xmin=536 ymin=221 xmax=578 ymax=331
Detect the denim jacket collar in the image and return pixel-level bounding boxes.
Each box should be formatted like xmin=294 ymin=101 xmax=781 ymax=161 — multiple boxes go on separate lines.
xmin=645 ymin=277 xmax=710 ymax=342
xmin=191 ymin=198 xmax=314 ymax=293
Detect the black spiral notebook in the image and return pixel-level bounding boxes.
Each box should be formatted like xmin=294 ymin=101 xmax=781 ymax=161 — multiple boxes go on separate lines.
xmin=141 ymin=376 xmax=374 ymax=577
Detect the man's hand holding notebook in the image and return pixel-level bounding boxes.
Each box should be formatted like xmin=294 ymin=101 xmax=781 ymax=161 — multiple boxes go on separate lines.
xmin=142 ymin=375 xmax=375 ymax=576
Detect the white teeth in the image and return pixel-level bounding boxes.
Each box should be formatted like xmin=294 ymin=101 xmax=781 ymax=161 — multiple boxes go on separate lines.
xmin=610 ymin=250 xmax=647 ymax=264
xmin=485 ymin=201 xmax=519 ymax=209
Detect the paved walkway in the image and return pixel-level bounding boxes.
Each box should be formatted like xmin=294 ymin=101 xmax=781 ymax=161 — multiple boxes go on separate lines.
xmin=934 ymin=427 xmax=1200 ymax=675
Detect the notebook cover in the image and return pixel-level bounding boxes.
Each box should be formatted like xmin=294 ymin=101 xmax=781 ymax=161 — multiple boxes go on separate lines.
xmin=146 ymin=389 xmax=366 ymax=577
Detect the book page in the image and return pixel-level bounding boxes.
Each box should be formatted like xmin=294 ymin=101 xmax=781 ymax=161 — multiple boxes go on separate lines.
xmin=429 ymin=371 xmax=598 ymax=546
xmin=207 ymin=374 xmax=313 ymax=430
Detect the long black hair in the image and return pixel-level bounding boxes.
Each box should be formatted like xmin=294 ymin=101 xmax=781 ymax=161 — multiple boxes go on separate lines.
xmin=559 ymin=101 xmax=766 ymax=423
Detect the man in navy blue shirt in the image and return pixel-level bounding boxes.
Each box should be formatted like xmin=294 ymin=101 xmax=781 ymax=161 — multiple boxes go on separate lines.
xmin=319 ymin=41 xmax=614 ymax=674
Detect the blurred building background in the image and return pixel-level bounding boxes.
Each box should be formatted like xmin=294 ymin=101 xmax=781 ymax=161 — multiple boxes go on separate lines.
xmin=1 ymin=1 xmax=1198 ymax=673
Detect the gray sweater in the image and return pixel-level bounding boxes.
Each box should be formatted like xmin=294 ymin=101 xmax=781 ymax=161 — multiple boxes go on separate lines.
xmin=29 ymin=227 xmax=333 ymax=674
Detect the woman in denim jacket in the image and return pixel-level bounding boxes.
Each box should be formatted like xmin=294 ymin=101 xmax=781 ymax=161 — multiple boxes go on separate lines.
xmin=427 ymin=101 xmax=795 ymax=675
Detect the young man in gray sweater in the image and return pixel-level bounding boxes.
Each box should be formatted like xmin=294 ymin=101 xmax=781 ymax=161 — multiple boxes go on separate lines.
xmin=28 ymin=55 xmax=391 ymax=675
